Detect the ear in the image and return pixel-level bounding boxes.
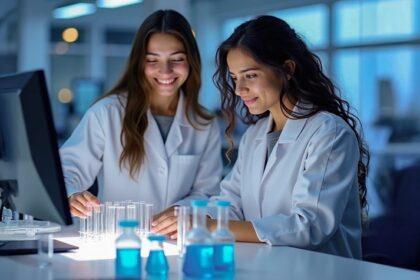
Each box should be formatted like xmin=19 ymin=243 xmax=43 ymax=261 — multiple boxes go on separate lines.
xmin=283 ymin=59 xmax=296 ymax=80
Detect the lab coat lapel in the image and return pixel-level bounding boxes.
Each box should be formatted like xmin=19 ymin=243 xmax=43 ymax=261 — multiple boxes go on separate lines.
xmin=260 ymin=104 xmax=309 ymax=183
xmin=165 ymin=92 xmax=187 ymax=158
xmin=251 ymin=116 xmax=272 ymax=217
xmin=165 ymin=124 xmax=183 ymax=158
xmin=145 ymin=110 xmax=168 ymax=161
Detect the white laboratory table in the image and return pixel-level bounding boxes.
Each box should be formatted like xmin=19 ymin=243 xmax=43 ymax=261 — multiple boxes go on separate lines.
xmin=0 ymin=224 xmax=419 ymax=280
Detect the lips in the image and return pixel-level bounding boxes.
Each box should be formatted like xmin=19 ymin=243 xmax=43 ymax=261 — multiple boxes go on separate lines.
xmin=242 ymin=97 xmax=258 ymax=106
xmin=155 ymin=78 xmax=177 ymax=86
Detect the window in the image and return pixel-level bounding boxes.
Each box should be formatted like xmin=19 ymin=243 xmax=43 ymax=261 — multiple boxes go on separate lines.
xmin=50 ymin=54 xmax=87 ymax=134
xmin=222 ymin=16 xmax=252 ymax=39
xmin=105 ymin=29 xmax=136 ymax=45
xmin=333 ymin=50 xmax=361 ymax=113
xmin=333 ymin=47 xmax=420 ymax=125
xmin=271 ymin=4 xmax=328 ymax=48
xmin=334 ymin=0 xmax=418 ymax=45
xmin=222 ymin=4 xmax=328 ymax=49
xmin=314 ymin=51 xmax=329 ymax=74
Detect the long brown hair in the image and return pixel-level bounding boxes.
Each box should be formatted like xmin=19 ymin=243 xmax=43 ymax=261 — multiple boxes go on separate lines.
xmin=104 ymin=10 xmax=212 ymax=178
xmin=214 ymin=16 xmax=370 ymax=217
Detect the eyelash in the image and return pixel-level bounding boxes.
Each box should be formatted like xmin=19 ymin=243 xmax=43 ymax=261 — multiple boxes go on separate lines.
xmin=231 ymin=73 xmax=257 ymax=81
xmin=145 ymin=58 xmax=185 ymax=63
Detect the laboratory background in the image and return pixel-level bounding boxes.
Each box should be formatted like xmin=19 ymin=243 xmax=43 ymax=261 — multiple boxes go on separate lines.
xmin=1 ymin=0 xmax=420 ymax=272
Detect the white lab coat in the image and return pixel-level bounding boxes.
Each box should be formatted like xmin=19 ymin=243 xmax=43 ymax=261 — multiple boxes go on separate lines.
xmin=210 ymin=104 xmax=362 ymax=259
xmin=59 ymin=93 xmax=222 ymax=214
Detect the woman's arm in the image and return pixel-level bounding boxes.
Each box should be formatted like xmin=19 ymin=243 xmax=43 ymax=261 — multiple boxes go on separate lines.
xmin=60 ymin=108 xmax=105 ymax=197
xmin=60 ymin=106 xmax=106 ymax=217
xmin=208 ymin=219 xmax=262 ymax=243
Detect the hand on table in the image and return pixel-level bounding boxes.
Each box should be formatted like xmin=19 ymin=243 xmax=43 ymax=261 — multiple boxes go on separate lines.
xmin=151 ymin=206 xmax=178 ymax=240
xmin=68 ymin=191 xmax=100 ymax=218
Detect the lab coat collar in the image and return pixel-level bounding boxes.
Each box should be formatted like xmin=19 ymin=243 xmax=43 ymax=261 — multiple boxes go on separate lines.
xmin=172 ymin=91 xmax=192 ymax=127
xmin=255 ymin=102 xmax=310 ymax=143
xmin=256 ymin=102 xmax=311 ymax=194
xmin=145 ymin=92 xmax=191 ymax=160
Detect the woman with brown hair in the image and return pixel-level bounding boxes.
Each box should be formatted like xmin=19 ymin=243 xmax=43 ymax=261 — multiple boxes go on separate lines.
xmin=60 ymin=10 xmax=222 ymax=238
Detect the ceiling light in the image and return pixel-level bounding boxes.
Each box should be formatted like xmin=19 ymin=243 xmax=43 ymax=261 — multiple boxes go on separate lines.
xmin=53 ymin=2 xmax=96 ymax=19
xmin=96 ymin=0 xmax=143 ymax=9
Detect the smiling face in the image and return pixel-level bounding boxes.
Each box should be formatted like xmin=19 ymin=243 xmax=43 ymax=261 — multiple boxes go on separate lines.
xmin=227 ymin=47 xmax=283 ymax=116
xmin=144 ymin=32 xmax=190 ymax=99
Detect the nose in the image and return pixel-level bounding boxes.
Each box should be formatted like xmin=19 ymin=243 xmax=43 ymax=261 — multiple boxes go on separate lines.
xmin=158 ymin=61 xmax=173 ymax=75
xmin=234 ymin=79 xmax=248 ymax=96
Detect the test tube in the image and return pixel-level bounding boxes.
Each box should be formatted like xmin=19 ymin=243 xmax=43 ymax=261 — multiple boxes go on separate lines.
xmin=93 ymin=205 xmax=101 ymax=240
xmin=79 ymin=217 xmax=87 ymax=240
xmin=115 ymin=205 xmax=126 ymax=236
xmin=37 ymin=233 xmax=54 ymax=268
xmin=144 ymin=204 xmax=153 ymax=236
xmin=106 ymin=204 xmax=116 ymax=238
xmin=85 ymin=204 xmax=93 ymax=240
xmin=99 ymin=204 xmax=105 ymax=238
xmin=93 ymin=204 xmax=105 ymax=240
xmin=176 ymin=205 xmax=190 ymax=257
xmin=126 ymin=204 xmax=137 ymax=221
xmin=137 ymin=201 xmax=146 ymax=235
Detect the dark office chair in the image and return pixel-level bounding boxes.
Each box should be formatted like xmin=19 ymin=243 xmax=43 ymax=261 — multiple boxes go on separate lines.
xmin=362 ymin=163 xmax=420 ymax=271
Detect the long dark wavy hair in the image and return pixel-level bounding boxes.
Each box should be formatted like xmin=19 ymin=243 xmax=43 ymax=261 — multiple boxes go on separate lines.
xmin=104 ymin=10 xmax=212 ymax=178
xmin=214 ymin=15 xmax=369 ymax=216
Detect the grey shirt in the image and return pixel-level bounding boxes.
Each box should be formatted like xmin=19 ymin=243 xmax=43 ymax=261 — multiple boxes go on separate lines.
xmin=265 ymin=129 xmax=282 ymax=167
xmin=153 ymin=114 xmax=174 ymax=143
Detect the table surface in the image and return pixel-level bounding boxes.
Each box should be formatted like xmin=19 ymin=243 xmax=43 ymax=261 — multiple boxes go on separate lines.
xmin=0 ymin=224 xmax=419 ymax=280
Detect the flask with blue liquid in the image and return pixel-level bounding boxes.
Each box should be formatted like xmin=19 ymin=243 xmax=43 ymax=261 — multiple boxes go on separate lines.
xmin=115 ymin=220 xmax=141 ymax=279
xmin=146 ymin=234 xmax=169 ymax=277
xmin=182 ymin=200 xmax=214 ymax=278
xmin=212 ymin=200 xmax=235 ymax=275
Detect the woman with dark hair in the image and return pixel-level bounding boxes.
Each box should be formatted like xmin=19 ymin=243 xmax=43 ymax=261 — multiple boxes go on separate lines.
xmin=60 ymin=10 xmax=222 ymax=238
xmin=210 ymin=15 xmax=369 ymax=258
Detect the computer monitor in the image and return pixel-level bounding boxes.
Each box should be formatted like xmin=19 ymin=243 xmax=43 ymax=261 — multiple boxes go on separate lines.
xmin=0 ymin=70 xmax=72 ymax=226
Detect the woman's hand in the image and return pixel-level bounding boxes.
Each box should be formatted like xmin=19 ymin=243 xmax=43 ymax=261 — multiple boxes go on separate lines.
xmin=68 ymin=191 xmax=100 ymax=218
xmin=151 ymin=206 xmax=178 ymax=239
xmin=207 ymin=217 xmax=216 ymax=232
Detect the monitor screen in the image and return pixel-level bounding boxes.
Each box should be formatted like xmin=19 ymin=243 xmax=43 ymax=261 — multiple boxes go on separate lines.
xmin=0 ymin=70 xmax=72 ymax=225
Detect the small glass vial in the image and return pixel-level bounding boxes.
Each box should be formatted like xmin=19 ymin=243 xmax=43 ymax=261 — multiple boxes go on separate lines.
xmin=115 ymin=220 xmax=141 ymax=279
xmin=146 ymin=235 xmax=169 ymax=277
xmin=212 ymin=200 xmax=235 ymax=275
xmin=175 ymin=205 xmax=190 ymax=257
xmin=183 ymin=200 xmax=214 ymax=278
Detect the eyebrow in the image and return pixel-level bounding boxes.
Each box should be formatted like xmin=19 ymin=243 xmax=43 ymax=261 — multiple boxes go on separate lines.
xmin=146 ymin=51 xmax=186 ymax=56
xmin=229 ymin=67 xmax=260 ymax=75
